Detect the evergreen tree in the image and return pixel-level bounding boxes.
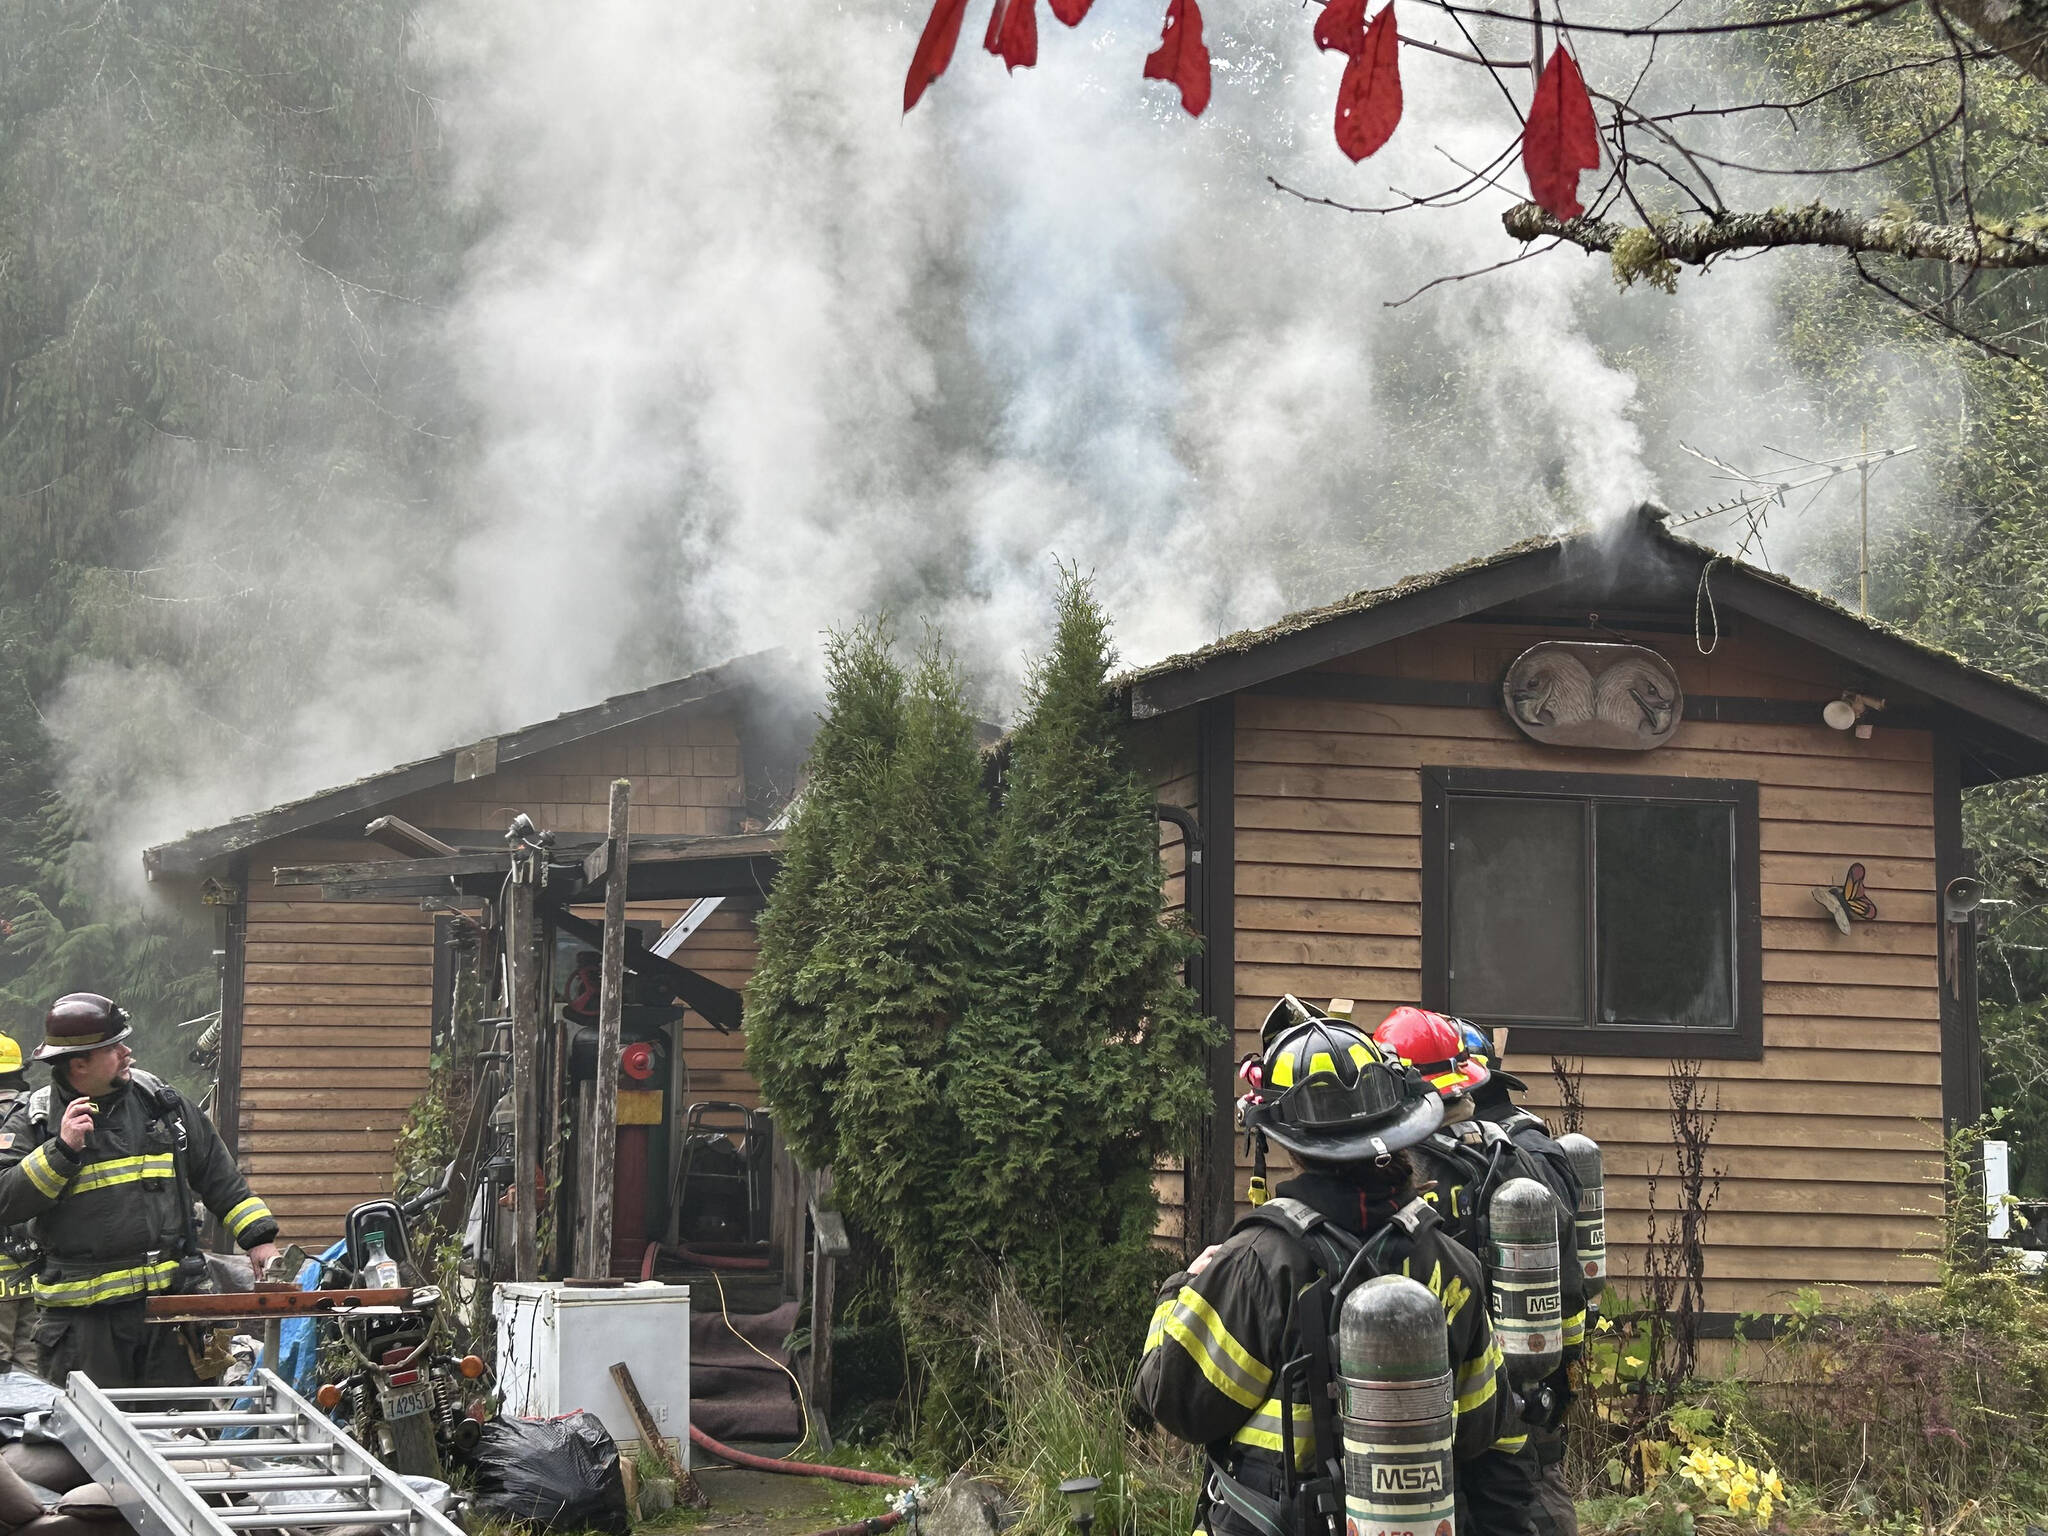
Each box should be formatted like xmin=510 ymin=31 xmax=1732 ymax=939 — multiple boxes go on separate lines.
xmin=950 ymin=569 xmax=1213 ymax=1343
xmin=747 ymin=625 xmax=991 ymax=1289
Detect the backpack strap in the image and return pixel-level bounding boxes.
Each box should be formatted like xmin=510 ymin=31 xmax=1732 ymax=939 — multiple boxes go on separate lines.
xmin=24 ymin=1088 xmax=49 ymax=1139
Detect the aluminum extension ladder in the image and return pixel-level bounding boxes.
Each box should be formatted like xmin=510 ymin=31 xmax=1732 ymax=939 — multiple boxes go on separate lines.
xmin=50 ymin=1371 xmax=463 ymax=1536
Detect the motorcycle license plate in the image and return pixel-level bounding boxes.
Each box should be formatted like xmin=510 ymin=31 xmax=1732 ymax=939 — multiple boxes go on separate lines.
xmin=379 ymin=1386 xmax=430 ymax=1420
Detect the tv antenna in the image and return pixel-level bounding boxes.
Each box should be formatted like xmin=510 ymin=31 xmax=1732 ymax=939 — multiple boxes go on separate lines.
xmin=1667 ymin=431 xmax=1917 ymax=614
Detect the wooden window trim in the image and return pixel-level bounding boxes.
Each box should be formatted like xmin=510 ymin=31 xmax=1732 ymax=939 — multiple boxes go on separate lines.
xmin=1420 ymin=766 xmax=1763 ymax=1061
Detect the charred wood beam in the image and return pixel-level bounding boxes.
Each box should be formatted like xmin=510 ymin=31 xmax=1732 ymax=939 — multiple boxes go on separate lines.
xmin=276 ymin=852 xmax=516 ymax=886
xmin=536 ymin=899 xmax=744 ymax=1034
xmin=1505 ymin=202 xmax=2048 ymax=276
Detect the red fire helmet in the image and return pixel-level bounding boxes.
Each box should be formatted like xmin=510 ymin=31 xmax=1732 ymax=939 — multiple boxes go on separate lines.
xmin=1372 ymin=1006 xmax=1490 ymax=1099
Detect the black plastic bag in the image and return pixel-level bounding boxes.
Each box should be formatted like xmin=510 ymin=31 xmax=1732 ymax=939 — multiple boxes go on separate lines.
xmin=458 ymin=1412 xmax=631 ymax=1535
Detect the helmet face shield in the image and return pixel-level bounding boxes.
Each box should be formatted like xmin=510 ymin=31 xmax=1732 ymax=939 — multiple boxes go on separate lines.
xmin=1265 ymin=1069 xmax=1406 ymax=1130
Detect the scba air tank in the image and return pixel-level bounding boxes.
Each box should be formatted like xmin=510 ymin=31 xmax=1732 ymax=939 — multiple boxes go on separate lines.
xmin=1556 ymin=1132 xmax=1607 ymax=1303
xmin=1487 ymin=1176 xmax=1562 ymax=1385
xmin=1338 ymin=1275 xmax=1456 ymax=1536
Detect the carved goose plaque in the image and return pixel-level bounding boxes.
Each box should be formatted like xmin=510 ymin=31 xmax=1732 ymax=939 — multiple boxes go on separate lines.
xmin=1501 ymin=641 xmax=1683 ymax=750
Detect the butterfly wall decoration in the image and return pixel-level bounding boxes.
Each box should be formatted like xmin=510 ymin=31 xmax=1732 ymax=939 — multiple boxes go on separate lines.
xmin=1812 ymin=862 xmax=1878 ymax=935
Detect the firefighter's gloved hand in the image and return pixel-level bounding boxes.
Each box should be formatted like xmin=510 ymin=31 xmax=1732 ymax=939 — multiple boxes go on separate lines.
xmin=1188 ymin=1244 xmax=1225 ymax=1276
xmin=247 ymin=1241 xmax=282 ymax=1275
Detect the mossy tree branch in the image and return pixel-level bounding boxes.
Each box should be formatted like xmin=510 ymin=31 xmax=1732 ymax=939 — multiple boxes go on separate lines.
xmin=1503 ymin=200 xmax=2048 ymax=288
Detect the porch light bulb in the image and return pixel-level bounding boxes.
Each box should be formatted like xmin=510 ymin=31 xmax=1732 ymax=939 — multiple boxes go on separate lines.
xmin=1822 ymin=699 xmax=1858 ymax=730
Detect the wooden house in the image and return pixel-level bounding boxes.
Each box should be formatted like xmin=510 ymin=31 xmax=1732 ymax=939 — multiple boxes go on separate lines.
xmin=142 ymin=653 xmax=813 ymax=1250
xmin=1124 ymin=506 xmax=2048 ymax=1319
xmin=148 ymin=507 xmax=2048 ymax=1319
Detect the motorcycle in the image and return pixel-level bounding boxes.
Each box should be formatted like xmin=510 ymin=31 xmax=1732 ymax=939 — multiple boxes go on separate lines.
xmin=310 ymin=1168 xmax=490 ymax=1477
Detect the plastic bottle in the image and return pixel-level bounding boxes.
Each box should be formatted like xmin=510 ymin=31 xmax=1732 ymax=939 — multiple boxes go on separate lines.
xmin=364 ymin=1231 xmax=401 ymax=1290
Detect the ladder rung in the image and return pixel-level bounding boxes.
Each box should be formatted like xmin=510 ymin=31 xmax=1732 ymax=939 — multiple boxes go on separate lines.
xmin=125 ymin=1413 xmax=300 ymax=1428
xmin=158 ymin=1444 xmax=338 ymax=1460
xmin=184 ymin=1475 xmax=376 ymax=1494
xmin=106 ymin=1386 xmax=275 ymax=1401
xmin=219 ymin=1511 xmax=407 ymax=1529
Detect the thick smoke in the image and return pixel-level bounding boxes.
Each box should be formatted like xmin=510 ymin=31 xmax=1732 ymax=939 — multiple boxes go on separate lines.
xmin=50 ymin=0 xmax=1952 ymax=880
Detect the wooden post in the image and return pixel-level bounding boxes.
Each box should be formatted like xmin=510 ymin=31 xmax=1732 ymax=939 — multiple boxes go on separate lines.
xmin=507 ymin=845 xmax=542 ymax=1283
xmin=579 ymin=779 xmax=632 ymax=1280
xmin=804 ymin=1168 xmax=849 ymax=1454
xmin=609 ymin=1362 xmax=708 ymax=1508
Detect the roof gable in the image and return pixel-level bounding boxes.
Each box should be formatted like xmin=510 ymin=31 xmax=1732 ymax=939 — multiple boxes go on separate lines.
xmin=144 ymin=650 xmax=798 ymax=877
xmin=1120 ymin=508 xmax=2048 ymax=786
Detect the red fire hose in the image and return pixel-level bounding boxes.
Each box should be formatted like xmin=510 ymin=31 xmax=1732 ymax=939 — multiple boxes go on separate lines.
xmin=642 ymin=1241 xmax=774 ymax=1278
xmin=686 ymin=1425 xmax=914 ymax=1489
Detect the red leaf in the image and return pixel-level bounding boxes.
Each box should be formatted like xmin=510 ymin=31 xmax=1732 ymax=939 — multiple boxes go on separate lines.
xmin=985 ymin=0 xmax=1038 ymax=70
xmin=1333 ymin=5 xmax=1401 ymax=160
xmin=1314 ymin=0 xmax=1368 ymax=56
xmin=1523 ymin=45 xmax=1601 ymax=219
xmin=904 ymin=0 xmax=972 ymax=111
xmin=1144 ymin=0 xmax=1211 ymax=117
xmin=1049 ymin=0 xmax=1094 ymax=23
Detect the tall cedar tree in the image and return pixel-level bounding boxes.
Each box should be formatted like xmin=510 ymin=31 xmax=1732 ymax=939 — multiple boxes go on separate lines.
xmin=746 ymin=625 xmax=990 ymax=1291
xmin=950 ymin=571 xmax=1213 ymax=1343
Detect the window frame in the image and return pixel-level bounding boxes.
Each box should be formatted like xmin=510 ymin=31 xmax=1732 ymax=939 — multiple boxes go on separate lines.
xmin=1419 ymin=766 xmax=1763 ymax=1060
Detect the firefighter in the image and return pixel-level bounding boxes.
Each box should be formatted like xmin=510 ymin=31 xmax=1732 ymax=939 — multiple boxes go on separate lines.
xmin=1133 ymin=998 xmax=1531 ymax=1536
xmin=0 ymin=994 xmax=280 ymax=1388
xmin=0 ymin=1034 xmax=35 ymax=1374
xmin=1371 ymin=1008 xmax=1583 ymax=1536
xmin=1460 ymin=1023 xmax=1587 ymax=1536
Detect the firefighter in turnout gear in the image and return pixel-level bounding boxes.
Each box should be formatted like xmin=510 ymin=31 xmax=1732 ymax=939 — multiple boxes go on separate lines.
xmin=0 ymin=1034 xmax=37 ymax=1373
xmin=1460 ymin=1023 xmax=1588 ymax=1536
xmin=1371 ymin=1008 xmax=1584 ymax=1536
xmin=0 ymin=995 xmax=280 ymax=1388
xmin=1133 ymin=997 xmax=1531 ymax=1536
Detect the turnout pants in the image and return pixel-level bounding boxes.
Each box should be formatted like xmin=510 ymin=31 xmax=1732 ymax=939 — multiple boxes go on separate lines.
xmin=0 ymin=1298 xmax=35 ymax=1376
xmin=34 ymin=1301 xmax=198 ymax=1390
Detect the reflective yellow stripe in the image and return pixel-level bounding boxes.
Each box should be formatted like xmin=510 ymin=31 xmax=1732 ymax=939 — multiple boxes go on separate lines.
xmin=1493 ymin=1433 xmax=1529 ymax=1454
xmin=1561 ymin=1308 xmax=1586 ymax=1348
xmin=20 ymin=1146 xmax=68 ymax=1200
xmin=1144 ymin=1296 xmax=1174 ymax=1354
xmin=70 ymin=1155 xmax=175 ymax=1194
xmin=224 ymin=1197 xmax=272 ymax=1239
xmin=1229 ymin=1397 xmax=1317 ymax=1466
xmin=1454 ymin=1340 xmax=1502 ymax=1417
xmin=33 ymin=1259 xmax=180 ymax=1308
xmin=1162 ymin=1287 xmax=1273 ymax=1410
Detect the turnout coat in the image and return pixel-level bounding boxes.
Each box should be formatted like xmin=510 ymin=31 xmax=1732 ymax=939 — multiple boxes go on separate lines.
xmin=0 ymin=1070 xmax=275 ymax=1309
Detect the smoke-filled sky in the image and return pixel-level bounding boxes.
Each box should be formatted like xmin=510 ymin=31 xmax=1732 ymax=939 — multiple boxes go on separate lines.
xmin=53 ymin=0 xmax=1954 ymax=879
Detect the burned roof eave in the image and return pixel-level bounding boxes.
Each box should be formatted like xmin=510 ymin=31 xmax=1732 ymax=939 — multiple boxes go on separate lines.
xmin=144 ymin=650 xmax=793 ymax=880
xmin=1118 ymin=508 xmax=2048 ymax=787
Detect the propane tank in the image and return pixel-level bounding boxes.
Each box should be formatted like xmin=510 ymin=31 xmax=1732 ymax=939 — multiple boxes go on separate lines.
xmin=1487 ymin=1176 xmax=1562 ymax=1385
xmin=1556 ymin=1133 xmax=1606 ymax=1303
xmin=1338 ymin=1276 xmax=1456 ymax=1536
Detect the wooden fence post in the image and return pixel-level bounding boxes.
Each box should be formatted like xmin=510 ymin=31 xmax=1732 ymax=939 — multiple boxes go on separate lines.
xmin=580 ymin=779 xmax=632 ymax=1278
xmin=507 ymin=845 xmax=542 ymax=1283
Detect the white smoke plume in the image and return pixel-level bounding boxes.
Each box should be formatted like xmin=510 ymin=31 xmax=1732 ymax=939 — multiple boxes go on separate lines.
xmin=49 ymin=0 xmax=1953 ymax=880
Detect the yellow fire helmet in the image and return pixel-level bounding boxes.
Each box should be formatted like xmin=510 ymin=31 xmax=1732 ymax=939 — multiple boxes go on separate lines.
xmin=0 ymin=1033 xmax=22 ymax=1076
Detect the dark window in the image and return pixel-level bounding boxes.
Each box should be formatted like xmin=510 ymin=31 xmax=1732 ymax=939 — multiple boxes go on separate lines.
xmin=1422 ymin=768 xmax=1761 ymax=1059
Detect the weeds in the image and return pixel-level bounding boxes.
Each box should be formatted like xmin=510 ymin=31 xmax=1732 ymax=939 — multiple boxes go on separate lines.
xmin=965 ymin=1273 xmax=1199 ymax=1536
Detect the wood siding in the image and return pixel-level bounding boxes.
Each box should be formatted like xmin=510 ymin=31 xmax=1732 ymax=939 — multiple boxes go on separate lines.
xmin=1224 ymin=620 xmax=1945 ymax=1313
xmin=233 ymin=702 xmax=755 ymax=1248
